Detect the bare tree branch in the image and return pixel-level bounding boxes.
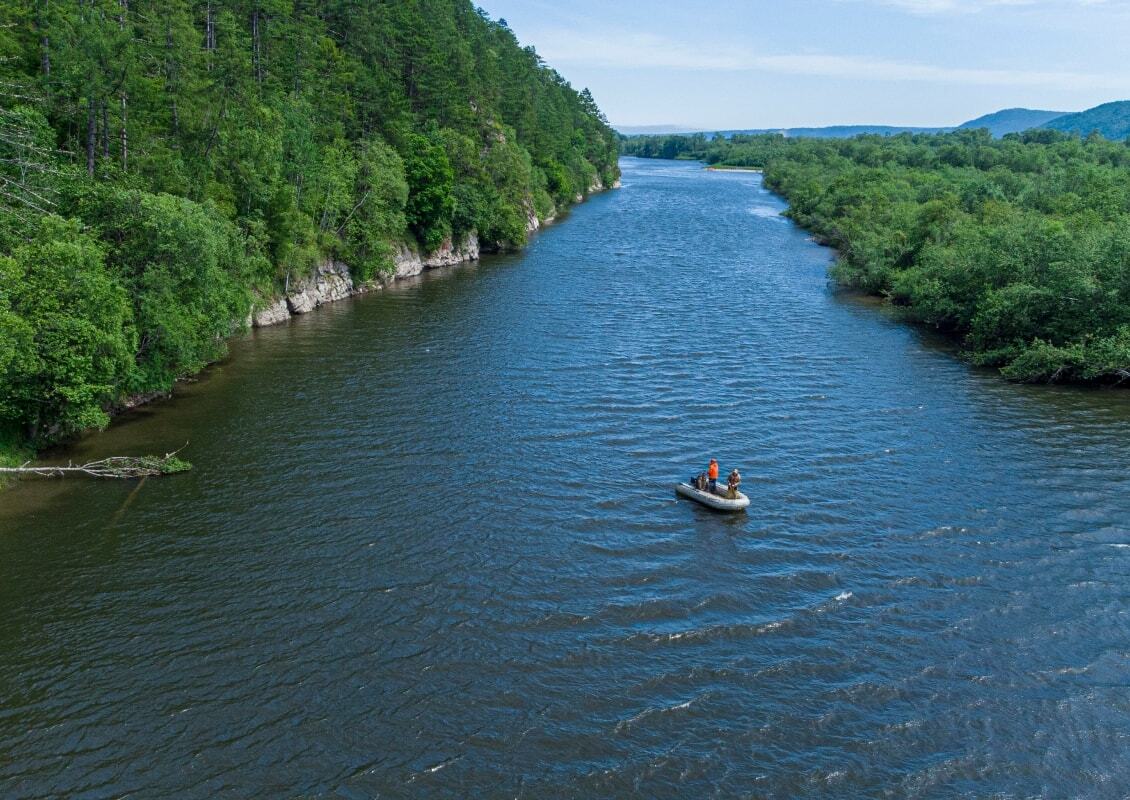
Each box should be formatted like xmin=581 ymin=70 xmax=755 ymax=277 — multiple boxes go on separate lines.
xmin=0 ymin=445 xmax=192 ymax=479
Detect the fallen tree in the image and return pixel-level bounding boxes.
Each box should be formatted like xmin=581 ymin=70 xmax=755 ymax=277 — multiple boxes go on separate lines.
xmin=0 ymin=446 xmax=191 ymax=479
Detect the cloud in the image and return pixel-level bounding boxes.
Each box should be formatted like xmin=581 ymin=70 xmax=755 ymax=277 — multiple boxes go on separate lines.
xmin=530 ymin=29 xmax=1129 ymax=91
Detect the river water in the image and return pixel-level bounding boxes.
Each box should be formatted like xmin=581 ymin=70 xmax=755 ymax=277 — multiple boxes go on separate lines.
xmin=3 ymin=158 xmax=1130 ymax=798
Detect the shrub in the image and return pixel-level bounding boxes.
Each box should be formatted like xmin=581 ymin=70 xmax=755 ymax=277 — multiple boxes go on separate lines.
xmin=0 ymin=217 xmax=134 ymax=443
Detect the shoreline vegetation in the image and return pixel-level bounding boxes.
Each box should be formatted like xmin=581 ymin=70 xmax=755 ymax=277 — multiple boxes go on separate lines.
xmin=705 ymin=165 xmax=763 ymax=172
xmin=0 ymin=0 xmax=619 ymax=471
xmin=622 ymin=130 xmax=1130 ymax=385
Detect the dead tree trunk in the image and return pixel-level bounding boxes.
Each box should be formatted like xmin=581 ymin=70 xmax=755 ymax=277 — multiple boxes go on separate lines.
xmin=120 ymin=92 xmax=128 ymax=170
xmin=37 ymin=0 xmax=50 ymax=76
xmin=251 ymin=9 xmax=262 ymax=85
xmin=0 ymin=448 xmax=191 ymax=480
xmin=86 ymin=95 xmax=96 ymax=176
xmin=166 ymin=24 xmax=179 ymax=136
xmin=205 ymin=1 xmax=215 ymax=68
xmin=294 ymin=41 xmax=301 ymax=92
xmin=101 ymin=99 xmax=109 ymax=158
xmin=119 ymin=0 xmax=128 ymax=170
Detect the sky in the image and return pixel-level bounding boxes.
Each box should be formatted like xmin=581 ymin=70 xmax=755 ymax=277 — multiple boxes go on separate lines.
xmin=479 ymin=0 xmax=1130 ymax=130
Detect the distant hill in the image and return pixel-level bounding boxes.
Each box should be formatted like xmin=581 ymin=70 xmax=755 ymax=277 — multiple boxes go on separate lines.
xmin=639 ymin=119 xmax=1046 ymax=141
xmin=1043 ymin=101 xmax=1130 ymax=140
xmin=615 ymin=124 xmax=701 ymax=135
xmin=713 ymin=124 xmax=948 ymax=139
xmin=957 ymin=108 xmax=1067 ymax=137
xmin=620 ymin=102 xmax=1130 ymax=142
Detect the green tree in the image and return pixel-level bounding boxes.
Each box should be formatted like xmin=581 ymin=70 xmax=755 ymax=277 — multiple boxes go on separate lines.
xmin=341 ymin=138 xmax=409 ymax=281
xmin=0 ymin=217 xmax=134 ymax=443
xmin=402 ymin=131 xmax=454 ymax=251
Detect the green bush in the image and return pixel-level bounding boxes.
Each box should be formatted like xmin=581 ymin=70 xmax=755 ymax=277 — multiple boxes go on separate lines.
xmin=81 ymin=189 xmax=267 ymax=393
xmin=0 ymin=217 xmax=134 ymax=443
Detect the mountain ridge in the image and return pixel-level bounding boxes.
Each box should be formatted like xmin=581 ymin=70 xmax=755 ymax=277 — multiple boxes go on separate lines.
xmin=957 ymin=108 xmax=1068 ymax=137
xmin=619 ymin=103 xmax=1130 ymax=140
xmin=1044 ymin=101 xmax=1130 ymax=140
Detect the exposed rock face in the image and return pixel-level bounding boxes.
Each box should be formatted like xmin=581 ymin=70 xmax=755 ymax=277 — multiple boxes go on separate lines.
xmin=393 ymin=233 xmax=480 ymax=280
xmin=286 ymin=260 xmax=354 ymax=315
xmin=251 ymin=236 xmax=483 ymax=329
xmin=253 ymin=298 xmax=291 ymax=328
xmin=119 ymin=390 xmax=172 ymax=411
xmin=425 ymin=233 xmax=480 ymax=268
xmin=525 ymin=207 xmax=540 ymax=234
xmin=287 ymin=291 xmax=316 ymax=315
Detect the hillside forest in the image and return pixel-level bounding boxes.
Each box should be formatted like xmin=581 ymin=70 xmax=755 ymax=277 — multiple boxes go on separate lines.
xmin=0 ymin=0 xmax=620 ymax=459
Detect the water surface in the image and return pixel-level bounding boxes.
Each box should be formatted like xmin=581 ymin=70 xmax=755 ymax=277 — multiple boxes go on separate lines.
xmin=3 ymin=158 xmax=1130 ymax=798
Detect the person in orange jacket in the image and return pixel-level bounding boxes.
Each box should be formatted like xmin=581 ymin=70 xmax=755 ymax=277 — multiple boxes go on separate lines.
xmin=707 ymin=458 xmax=719 ymax=494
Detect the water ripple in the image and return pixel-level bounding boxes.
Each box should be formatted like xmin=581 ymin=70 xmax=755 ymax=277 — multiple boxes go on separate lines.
xmin=2 ymin=158 xmax=1130 ymax=798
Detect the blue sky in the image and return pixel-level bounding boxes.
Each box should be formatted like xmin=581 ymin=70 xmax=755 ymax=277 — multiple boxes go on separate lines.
xmin=480 ymin=0 xmax=1130 ymax=130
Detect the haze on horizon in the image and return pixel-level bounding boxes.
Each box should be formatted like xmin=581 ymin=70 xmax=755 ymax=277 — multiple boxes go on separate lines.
xmin=481 ymin=0 xmax=1130 ymax=131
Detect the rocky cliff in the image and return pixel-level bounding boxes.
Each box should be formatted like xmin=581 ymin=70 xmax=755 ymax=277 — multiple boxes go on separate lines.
xmin=251 ymin=234 xmax=481 ymax=329
xmin=392 ymin=234 xmax=481 ymax=279
xmin=250 ymin=183 xmax=615 ymax=329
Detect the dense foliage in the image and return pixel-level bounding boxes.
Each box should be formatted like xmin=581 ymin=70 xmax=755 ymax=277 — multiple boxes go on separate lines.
xmin=621 ymin=132 xmax=787 ymax=166
xmin=625 ymin=129 xmax=1130 ymax=384
xmin=0 ymin=0 xmax=619 ymax=451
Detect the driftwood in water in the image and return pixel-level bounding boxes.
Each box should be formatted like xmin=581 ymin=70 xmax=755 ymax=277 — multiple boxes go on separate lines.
xmin=0 ymin=446 xmax=191 ymax=480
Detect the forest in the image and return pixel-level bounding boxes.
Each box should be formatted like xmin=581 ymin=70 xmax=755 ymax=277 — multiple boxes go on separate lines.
xmin=624 ymin=129 xmax=1130 ymax=384
xmin=0 ymin=0 xmax=620 ymax=462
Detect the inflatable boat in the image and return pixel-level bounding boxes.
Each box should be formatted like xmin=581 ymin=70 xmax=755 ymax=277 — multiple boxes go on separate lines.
xmin=675 ymin=481 xmax=750 ymax=512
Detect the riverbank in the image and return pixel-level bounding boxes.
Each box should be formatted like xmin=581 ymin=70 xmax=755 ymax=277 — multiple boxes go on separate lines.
xmin=229 ymin=176 xmax=616 ymax=332
xmin=175 ymin=176 xmax=618 ymax=336
xmin=705 ymin=165 xmax=763 ymax=172
xmin=246 ymin=234 xmax=483 ymax=330
xmin=0 ymin=438 xmax=30 ymax=489
xmin=0 ymin=444 xmax=27 ymax=469
xmin=626 ymin=138 xmax=1130 ymax=385
xmin=2 ymin=180 xmax=619 ymax=486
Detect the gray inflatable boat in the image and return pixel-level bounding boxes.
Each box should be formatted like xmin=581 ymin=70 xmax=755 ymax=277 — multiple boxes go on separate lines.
xmin=675 ymin=481 xmax=750 ymax=511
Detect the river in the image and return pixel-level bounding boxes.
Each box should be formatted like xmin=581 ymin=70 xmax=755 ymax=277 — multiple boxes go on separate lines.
xmin=3 ymin=157 xmax=1130 ymax=798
